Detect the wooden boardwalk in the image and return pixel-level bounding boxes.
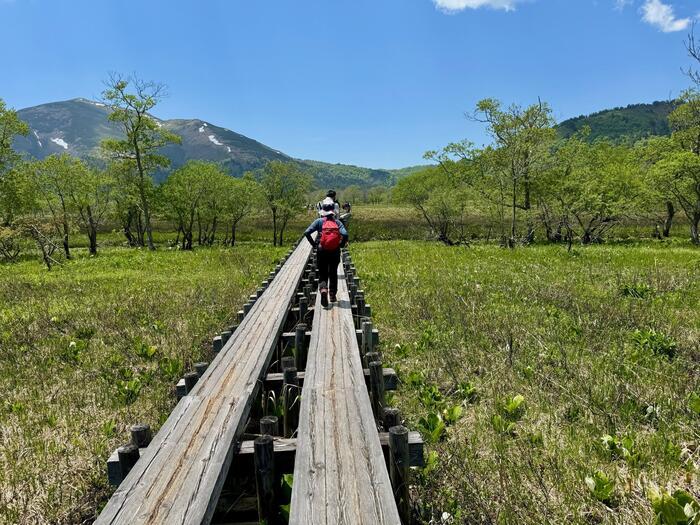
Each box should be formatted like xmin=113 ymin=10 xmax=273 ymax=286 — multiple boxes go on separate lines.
xmin=95 ymin=240 xmax=312 ymax=525
xmin=289 ymin=263 xmax=402 ymax=524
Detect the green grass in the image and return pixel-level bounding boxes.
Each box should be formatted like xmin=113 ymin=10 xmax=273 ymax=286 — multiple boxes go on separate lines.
xmin=0 ymin=243 xmax=285 ymax=524
xmin=352 ymin=241 xmax=700 ymax=524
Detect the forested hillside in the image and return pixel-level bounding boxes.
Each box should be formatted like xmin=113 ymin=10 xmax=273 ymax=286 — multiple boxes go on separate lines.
xmin=557 ymin=100 xmax=676 ymax=141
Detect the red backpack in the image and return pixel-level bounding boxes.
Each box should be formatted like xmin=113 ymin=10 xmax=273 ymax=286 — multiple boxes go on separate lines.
xmin=319 ymin=218 xmax=342 ymax=251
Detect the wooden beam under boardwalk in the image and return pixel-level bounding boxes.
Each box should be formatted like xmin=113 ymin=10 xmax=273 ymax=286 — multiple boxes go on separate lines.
xmin=289 ymin=263 xmax=401 ymax=524
xmin=95 ymin=240 xmax=312 ymax=525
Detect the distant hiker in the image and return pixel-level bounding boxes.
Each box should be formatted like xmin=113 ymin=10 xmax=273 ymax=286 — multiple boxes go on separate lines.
xmin=305 ymin=197 xmax=349 ymax=307
xmin=340 ymin=201 xmax=352 ymax=227
xmin=316 ymin=190 xmax=340 ymax=218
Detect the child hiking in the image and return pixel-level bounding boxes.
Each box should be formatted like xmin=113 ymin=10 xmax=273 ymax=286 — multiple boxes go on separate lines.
xmin=304 ymin=197 xmax=349 ymax=308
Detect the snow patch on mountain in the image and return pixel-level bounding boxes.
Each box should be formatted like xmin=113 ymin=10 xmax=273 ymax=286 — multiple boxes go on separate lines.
xmin=33 ymin=131 xmax=43 ymax=147
xmin=51 ymin=137 xmax=68 ymax=150
xmin=208 ymin=134 xmax=224 ymax=146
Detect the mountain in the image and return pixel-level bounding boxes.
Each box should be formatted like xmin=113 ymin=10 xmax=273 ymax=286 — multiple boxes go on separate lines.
xmin=11 ymin=98 xmax=423 ymax=187
xmin=12 ymin=98 xmax=289 ymax=182
xmin=557 ymin=100 xmax=676 ymax=142
xmin=297 ymin=160 xmax=428 ymax=188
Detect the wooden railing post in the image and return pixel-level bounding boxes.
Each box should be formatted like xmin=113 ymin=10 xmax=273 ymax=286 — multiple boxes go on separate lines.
xmin=383 ymin=407 xmax=401 ymax=431
xmin=254 ymin=435 xmax=278 ymax=524
xmin=389 ymin=425 xmax=410 ymax=523
xmin=260 ymin=415 xmax=279 ymax=436
xmin=117 ymin=444 xmax=140 ymax=479
xmin=283 ymin=368 xmax=300 ymax=438
xmin=295 ymin=323 xmax=308 ymax=371
xmin=130 ymin=424 xmax=152 ymax=448
xmin=183 ymin=371 xmax=198 ymax=394
xmin=369 ymin=360 xmax=385 ymax=418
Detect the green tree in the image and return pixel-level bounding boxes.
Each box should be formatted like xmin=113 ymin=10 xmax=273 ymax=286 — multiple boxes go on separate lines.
xmin=258 ymin=161 xmax=312 ymax=246
xmin=101 ymin=74 xmax=180 ymax=250
xmin=0 ymin=99 xmax=31 ymax=227
xmin=427 ymin=99 xmax=556 ymax=246
xmin=67 ymin=165 xmax=113 ymax=255
xmin=469 ymin=98 xmax=556 ymax=245
xmin=160 ymin=161 xmax=216 ymax=250
xmin=33 ymin=155 xmax=86 ymax=259
xmin=393 ymin=166 xmax=471 ymax=245
xmin=541 ymin=136 xmax=642 ymax=245
xmin=661 ymin=90 xmax=700 ymax=243
xmin=223 ymin=176 xmax=262 ymax=246
xmin=0 ymin=98 xmax=29 ymax=174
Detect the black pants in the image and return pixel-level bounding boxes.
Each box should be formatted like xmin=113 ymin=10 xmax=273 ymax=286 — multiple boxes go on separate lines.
xmin=316 ymin=248 xmax=340 ymax=293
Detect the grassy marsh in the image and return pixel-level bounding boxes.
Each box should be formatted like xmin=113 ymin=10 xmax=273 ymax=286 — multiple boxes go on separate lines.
xmin=353 ymin=241 xmax=700 ymax=524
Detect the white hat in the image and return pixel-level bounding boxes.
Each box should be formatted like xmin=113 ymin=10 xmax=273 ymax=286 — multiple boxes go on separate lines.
xmin=320 ymin=197 xmax=335 ymax=217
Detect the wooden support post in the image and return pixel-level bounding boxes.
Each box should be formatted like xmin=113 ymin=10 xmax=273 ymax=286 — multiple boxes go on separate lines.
xmin=221 ymin=330 xmax=232 ymax=345
xmin=262 ymin=280 xmax=269 ymax=290
xmin=257 ymin=287 xmax=264 ymax=298
xmin=383 ymin=407 xmax=401 ymax=431
xmin=117 ymin=443 xmax=140 ymax=479
xmin=283 ymin=368 xmax=300 ymax=438
xmin=260 ymin=415 xmax=279 ymax=436
xmin=303 ymin=284 xmax=312 ymax=301
xmin=130 ymin=424 xmax=152 ymax=448
xmin=361 ymin=319 xmax=374 ymax=358
xmin=184 ymin=371 xmax=198 ymax=393
xmin=249 ymin=294 xmax=258 ymax=303
xmin=365 ymin=352 xmax=380 ymax=370
xmin=295 ymin=323 xmax=307 ymax=371
xmin=254 ymin=435 xmax=277 ymax=525
xmin=356 ymin=294 xmax=366 ymax=319
xmin=389 ymin=426 xmax=410 ymax=523
xmin=212 ymin=335 xmax=223 ymax=354
xmin=350 ymin=283 xmax=358 ymax=303
xmin=194 ymin=362 xmax=209 ymax=377
xmin=243 ymin=302 xmax=252 ymax=315
xmin=237 ymin=310 xmax=245 ymax=323
xmin=298 ymin=296 xmax=309 ymax=322
xmin=281 ymin=356 xmax=295 ymax=372
xmin=365 ymin=305 xmax=373 ymax=318
xmin=369 ymin=361 xmax=385 ymax=418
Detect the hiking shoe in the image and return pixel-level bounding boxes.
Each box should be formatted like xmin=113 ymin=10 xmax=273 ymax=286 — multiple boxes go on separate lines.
xmin=320 ymin=287 xmax=329 ymax=307
xmin=329 ymin=291 xmax=337 ymax=303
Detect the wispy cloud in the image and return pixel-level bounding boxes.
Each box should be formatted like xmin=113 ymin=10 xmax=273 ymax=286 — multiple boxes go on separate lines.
xmin=641 ymin=0 xmax=690 ymax=32
xmin=432 ymin=0 xmax=522 ymax=13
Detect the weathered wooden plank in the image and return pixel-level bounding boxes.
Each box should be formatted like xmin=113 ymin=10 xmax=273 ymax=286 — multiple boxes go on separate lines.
xmin=96 ymin=239 xmax=312 ymax=525
xmin=290 ymin=264 xmax=401 ymax=525
xmin=237 ymin=432 xmax=424 ymax=467
xmin=264 ymin=368 xmax=398 ymax=391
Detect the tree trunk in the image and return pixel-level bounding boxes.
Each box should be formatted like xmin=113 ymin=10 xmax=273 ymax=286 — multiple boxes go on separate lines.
xmin=136 ymin=210 xmax=145 ymax=247
xmin=272 ymin=209 xmax=278 ymax=246
xmin=691 ymin=213 xmax=700 ymax=245
xmin=663 ymin=201 xmax=675 ymax=237
xmin=231 ymin=221 xmax=237 ymax=247
xmin=135 ymin=146 xmax=156 ymax=251
xmin=60 ymin=197 xmax=71 ymax=259
xmin=62 ymin=218 xmax=71 ymax=259
xmin=510 ymin=179 xmax=517 ymax=248
xmin=209 ymin=216 xmax=218 ymax=246
xmin=87 ymin=205 xmax=98 ymax=255
xmin=123 ymin=208 xmax=136 ymax=247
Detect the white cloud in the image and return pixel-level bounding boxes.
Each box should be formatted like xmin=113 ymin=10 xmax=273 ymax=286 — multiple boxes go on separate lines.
xmin=433 ymin=0 xmax=521 ymax=13
xmin=641 ymin=0 xmax=690 ymax=32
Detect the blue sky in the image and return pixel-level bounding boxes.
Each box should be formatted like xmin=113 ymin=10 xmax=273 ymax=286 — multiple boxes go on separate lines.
xmin=0 ymin=0 xmax=696 ymax=168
